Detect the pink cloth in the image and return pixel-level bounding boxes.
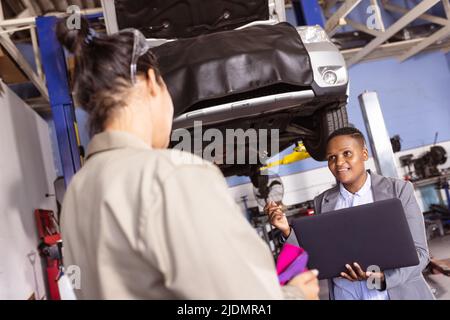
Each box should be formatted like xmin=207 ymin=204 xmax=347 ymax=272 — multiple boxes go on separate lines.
xmin=276 ymin=243 xmax=304 ymax=274
xmin=276 ymin=243 xmax=308 ymax=285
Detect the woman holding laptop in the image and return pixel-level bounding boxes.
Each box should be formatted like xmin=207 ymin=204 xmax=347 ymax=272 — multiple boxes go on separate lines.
xmin=266 ymin=127 xmax=435 ymax=300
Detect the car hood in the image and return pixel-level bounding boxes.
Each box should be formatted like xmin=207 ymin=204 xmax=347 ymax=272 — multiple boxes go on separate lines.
xmin=152 ymin=22 xmax=313 ymax=117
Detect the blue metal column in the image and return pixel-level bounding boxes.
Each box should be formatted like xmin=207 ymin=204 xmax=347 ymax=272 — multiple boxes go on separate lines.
xmin=36 ymin=16 xmax=81 ymax=187
xmin=292 ymin=0 xmax=325 ymax=27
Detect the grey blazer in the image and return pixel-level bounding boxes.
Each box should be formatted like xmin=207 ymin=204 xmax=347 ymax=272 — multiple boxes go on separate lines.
xmin=285 ymin=171 xmax=435 ymax=300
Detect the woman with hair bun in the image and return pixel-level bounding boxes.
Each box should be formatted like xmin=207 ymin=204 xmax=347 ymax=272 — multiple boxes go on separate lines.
xmin=58 ymin=16 xmax=319 ymax=300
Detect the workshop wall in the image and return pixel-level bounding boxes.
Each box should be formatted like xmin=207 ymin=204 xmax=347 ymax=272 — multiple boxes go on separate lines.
xmin=0 ymin=80 xmax=58 ymax=299
xmin=348 ymin=51 xmax=450 ymax=150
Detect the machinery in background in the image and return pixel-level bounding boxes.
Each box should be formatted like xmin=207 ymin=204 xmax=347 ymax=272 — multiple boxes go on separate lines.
xmin=390 ymin=134 xmax=402 ymax=153
xmin=399 ymin=141 xmax=450 ymax=240
xmin=400 ymin=145 xmax=447 ymax=180
xmin=35 ymin=209 xmax=62 ymax=300
xmin=243 ymin=141 xmax=314 ymax=257
xmin=249 ymin=171 xmax=285 ymax=256
xmin=249 ymin=140 xmax=310 ymax=207
xmin=252 ymin=173 xmax=284 ymax=207
xmin=248 ymin=141 xmax=309 ymax=209
xmin=245 ymin=192 xmax=315 ymax=258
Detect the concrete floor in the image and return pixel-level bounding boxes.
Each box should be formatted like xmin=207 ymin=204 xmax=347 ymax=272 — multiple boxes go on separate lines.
xmin=317 ymin=234 xmax=450 ymax=300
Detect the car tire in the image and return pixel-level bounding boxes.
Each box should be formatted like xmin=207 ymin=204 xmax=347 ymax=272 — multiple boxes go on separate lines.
xmin=303 ymin=105 xmax=348 ymax=161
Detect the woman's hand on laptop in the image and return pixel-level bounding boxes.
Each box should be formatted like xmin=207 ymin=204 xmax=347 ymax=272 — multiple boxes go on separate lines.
xmin=264 ymin=201 xmax=290 ymax=237
xmin=341 ymin=262 xmax=385 ymax=283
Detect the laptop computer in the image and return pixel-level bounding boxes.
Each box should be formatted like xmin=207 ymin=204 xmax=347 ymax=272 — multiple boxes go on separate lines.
xmin=291 ymin=198 xmax=420 ymax=280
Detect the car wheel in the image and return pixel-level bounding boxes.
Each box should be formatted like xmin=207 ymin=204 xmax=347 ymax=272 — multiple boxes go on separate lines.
xmin=303 ymin=105 xmax=348 ymax=161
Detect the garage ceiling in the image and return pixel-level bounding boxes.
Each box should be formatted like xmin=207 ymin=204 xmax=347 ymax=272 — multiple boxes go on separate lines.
xmin=319 ymin=0 xmax=450 ymax=66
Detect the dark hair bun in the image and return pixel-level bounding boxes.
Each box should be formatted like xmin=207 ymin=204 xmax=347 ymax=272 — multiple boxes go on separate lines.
xmin=56 ymin=15 xmax=90 ymax=54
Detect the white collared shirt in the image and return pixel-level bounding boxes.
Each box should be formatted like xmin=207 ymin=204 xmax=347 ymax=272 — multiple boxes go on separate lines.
xmin=332 ymin=173 xmax=390 ymax=300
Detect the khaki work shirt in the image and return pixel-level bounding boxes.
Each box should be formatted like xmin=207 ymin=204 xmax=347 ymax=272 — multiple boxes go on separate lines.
xmin=61 ymin=131 xmax=292 ymax=299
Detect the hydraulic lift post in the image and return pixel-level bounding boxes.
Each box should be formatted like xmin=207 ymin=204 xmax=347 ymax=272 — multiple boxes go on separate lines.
xmin=359 ymin=91 xmax=399 ymax=178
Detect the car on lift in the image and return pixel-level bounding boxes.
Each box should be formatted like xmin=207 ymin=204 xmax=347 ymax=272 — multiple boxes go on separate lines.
xmin=102 ymin=0 xmax=349 ymax=180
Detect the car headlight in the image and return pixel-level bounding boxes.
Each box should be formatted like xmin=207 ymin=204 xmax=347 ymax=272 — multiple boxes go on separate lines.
xmin=297 ymin=25 xmax=330 ymax=44
xmin=322 ymin=70 xmax=338 ymax=85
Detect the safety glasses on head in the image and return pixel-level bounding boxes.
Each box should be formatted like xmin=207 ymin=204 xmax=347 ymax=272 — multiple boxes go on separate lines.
xmin=118 ymin=28 xmax=153 ymax=85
